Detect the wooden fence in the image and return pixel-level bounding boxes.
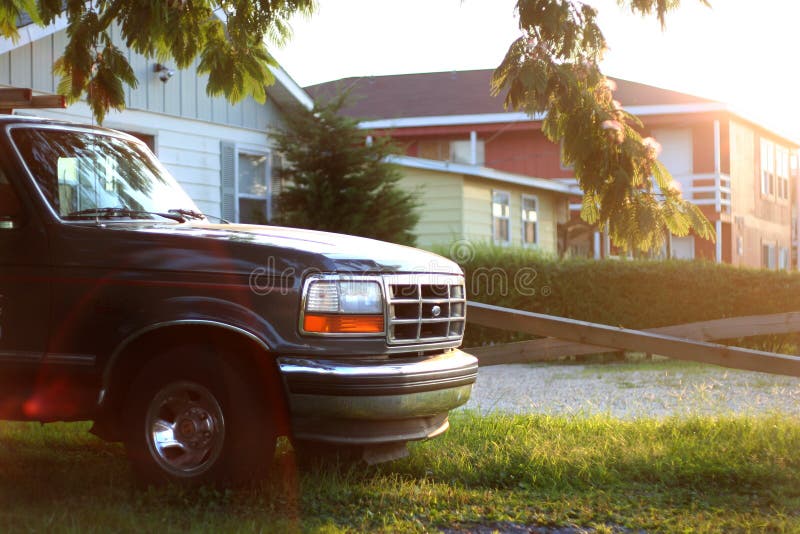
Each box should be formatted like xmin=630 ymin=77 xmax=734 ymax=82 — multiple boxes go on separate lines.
xmin=465 ymin=301 xmax=800 ymax=377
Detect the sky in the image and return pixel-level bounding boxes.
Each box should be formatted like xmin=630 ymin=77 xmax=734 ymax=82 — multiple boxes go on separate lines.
xmin=270 ymin=0 xmax=800 ymax=142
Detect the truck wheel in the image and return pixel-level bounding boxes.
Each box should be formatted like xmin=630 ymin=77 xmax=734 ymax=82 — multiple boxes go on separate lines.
xmin=123 ymin=347 xmax=275 ymax=487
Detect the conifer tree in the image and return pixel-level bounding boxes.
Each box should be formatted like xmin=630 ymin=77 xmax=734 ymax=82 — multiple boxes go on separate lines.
xmin=271 ymin=94 xmax=419 ymax=246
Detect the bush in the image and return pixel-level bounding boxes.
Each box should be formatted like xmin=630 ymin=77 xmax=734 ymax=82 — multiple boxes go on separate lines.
xmin=436 ymin=243 xmax=800 ymax=348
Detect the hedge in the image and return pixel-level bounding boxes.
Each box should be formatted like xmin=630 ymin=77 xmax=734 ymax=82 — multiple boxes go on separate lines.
xmin=434 ymin=243 xmax=800 ymax=349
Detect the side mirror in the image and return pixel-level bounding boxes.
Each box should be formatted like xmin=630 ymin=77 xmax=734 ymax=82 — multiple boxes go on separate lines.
xmin=0 ymin=215 xmax=19 ymax=229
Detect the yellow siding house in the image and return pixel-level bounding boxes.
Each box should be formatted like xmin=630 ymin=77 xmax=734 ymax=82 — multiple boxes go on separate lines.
xmin=391 ymin=156 xmax=572 ymax=252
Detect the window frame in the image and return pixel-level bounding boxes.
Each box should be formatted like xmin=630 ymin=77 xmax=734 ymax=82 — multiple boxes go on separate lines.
xmin=520 ymin=193 xmax=539 ymax=247
xmin=491 ymin=189 xmax=511 ymax=245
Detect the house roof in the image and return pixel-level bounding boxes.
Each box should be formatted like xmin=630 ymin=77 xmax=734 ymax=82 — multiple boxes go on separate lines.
xmin=305 ymin=69 xmax=717 ymax=121
xmin=308 ymin=69 xmax=799 ymax=147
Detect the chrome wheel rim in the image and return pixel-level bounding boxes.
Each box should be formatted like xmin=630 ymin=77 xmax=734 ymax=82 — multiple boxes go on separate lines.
xmin=145 ymin=381 xmax=225 ymax=477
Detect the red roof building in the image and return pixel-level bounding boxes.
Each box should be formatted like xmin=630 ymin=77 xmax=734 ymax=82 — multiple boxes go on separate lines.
xmin=309 ymin=70 xmax=799 ymax=268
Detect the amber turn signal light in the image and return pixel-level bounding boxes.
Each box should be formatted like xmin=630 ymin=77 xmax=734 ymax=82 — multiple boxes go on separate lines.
xmin=303 ymin=314 xmax=385 ymax=334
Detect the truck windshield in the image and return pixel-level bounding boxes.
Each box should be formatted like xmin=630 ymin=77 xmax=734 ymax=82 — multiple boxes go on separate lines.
xmin=11 ymin=127 xmax=201 ymax=221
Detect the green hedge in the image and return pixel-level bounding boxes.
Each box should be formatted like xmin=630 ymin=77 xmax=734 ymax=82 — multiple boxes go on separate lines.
xmin=435 ymin=243 xmax=800 ymax=348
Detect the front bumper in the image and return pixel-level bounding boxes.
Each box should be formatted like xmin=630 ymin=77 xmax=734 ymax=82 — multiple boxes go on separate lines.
xmin=277 ymin=349 xmax=478 ymax=445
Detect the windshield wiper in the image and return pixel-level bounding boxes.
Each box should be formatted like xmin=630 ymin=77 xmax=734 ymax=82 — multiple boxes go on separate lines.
xmin=169 ymin=208 xmax=230 ymax=224
xmin=63 ymin=207 xmax=184 ymax=223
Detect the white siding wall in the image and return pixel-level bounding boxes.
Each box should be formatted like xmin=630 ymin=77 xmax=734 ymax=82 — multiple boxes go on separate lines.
xmin=1 ymin=26 xmax=284 ymax=131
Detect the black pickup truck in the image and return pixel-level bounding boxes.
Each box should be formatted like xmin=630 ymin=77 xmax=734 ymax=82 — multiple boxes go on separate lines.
xmin=0 ymin=115 xmax=478 ymax=485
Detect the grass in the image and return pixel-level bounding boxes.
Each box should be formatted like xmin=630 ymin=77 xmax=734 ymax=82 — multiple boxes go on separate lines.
xmin=1 ymin=413 xmax=799 ymax=532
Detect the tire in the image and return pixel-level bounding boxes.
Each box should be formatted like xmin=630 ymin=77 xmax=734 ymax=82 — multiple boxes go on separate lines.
xmin=122 ymin=346 xmax=276 ymax=487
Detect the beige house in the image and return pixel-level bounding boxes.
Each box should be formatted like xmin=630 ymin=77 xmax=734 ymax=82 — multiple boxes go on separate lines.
xmin=392 ymin=156 xmax=571 ymax=251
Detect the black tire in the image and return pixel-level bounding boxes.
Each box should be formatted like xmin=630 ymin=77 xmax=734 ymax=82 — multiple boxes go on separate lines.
xmin=122 ymin=346 xmax=276 ymax=487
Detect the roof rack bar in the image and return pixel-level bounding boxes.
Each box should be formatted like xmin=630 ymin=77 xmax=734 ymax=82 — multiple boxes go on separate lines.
xmin=0 ymin=88 xmax=33 ymax=103
xmin=30 ymin=95 xmax=66 ymax=109
xmin=0 ymin=88 xmax=66 ymax=112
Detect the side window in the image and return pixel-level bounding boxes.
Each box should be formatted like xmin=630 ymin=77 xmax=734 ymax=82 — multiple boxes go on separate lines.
xmin=0 ymin=168 xmax=21 ymax=218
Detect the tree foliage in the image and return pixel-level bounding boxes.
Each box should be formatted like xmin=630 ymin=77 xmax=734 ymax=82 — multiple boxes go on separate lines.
xmin=493 ymin=0 xmax=714 ymax=252
xmin=0 ymin=0 xmax=314 ymax=123
xmin=2 ymin=0 xmax=715 ymax=250
xmin=272 ymin=94 xmax=420 ymax=246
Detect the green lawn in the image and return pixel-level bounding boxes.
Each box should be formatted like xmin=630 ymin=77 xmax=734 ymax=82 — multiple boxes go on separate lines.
xmin=1 ymin=412 xmax=799 ymax=532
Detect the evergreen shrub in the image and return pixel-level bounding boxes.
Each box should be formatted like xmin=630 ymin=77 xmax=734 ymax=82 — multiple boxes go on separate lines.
xmin=436 ymin=243 xmax=800 ymax=350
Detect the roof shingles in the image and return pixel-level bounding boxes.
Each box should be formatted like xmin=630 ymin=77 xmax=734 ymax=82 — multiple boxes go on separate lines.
xmin=305 ymin=69 xmax=717 ymax=121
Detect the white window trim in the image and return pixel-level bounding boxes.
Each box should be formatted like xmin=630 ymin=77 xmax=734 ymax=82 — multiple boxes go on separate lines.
xmin=492 ymin=189 xmax=511 ymax=245
xmin=520 ymin=193 xmax=539 ymax=247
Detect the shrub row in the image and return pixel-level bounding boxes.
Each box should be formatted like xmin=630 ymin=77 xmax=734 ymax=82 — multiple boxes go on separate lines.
xmin=435 ymin=243 xmax=800 ymax=348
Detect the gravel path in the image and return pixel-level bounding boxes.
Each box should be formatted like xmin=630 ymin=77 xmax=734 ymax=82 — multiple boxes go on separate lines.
xmin=464 ymin=361 xmax=800 ymax=418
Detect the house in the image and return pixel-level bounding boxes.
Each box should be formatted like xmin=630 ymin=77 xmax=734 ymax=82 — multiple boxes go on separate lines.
xmin=389 ymin=155 xmax=571 ymax=250
xmin=0 ymin=16 xmax=311 ymax=224
xmin=307 ymin=70 xmax=800 ymax=269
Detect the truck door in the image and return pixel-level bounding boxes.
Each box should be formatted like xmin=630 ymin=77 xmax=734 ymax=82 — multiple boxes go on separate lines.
xmin=0 ymin=166 xmax=50 ymax=418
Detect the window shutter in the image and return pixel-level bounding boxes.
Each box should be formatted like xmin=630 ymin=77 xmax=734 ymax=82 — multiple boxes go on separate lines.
xmin=220 ymin=141 xmax=236 ymax=222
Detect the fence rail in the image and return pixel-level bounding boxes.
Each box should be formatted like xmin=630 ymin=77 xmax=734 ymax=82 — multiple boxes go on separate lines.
xmin=466 ymin=301 xmax=800 ymax=377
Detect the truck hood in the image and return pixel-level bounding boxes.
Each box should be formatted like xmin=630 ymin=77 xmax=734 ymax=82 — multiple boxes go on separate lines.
xmin=114 ymin=222 xmax=463 ymax=275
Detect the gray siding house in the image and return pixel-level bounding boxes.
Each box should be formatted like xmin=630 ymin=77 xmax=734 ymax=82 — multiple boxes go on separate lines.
xmin=0 ymin=17 xmax=311 ymax=221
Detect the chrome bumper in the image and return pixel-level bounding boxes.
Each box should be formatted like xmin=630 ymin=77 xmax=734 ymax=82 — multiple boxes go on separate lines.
xmin=277 ymin=349 xmax=478 ymax=444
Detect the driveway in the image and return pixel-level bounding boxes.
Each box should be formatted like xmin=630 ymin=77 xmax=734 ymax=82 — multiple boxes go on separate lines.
xmin=464 ymin=360 xmax=800 ymax=418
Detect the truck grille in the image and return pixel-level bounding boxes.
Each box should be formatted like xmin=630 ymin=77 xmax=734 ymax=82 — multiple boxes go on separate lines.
xmin=384 ymin=274 xmax=466 ymax=345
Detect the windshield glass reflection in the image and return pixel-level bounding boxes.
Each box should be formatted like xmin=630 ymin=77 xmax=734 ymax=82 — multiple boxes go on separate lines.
xmin=11 ymin=128 xmax=200 ymax=221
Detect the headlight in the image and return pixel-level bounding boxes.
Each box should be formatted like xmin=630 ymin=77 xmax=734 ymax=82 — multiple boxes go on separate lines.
xmin=302 ymin=276 xmax=385 ymax=335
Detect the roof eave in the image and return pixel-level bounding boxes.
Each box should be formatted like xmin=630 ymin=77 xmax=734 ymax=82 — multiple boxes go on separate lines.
xmin=389 ymin=155 xmax=573 ymax=194
xmin=361 ymin=102 xmax=800 ymax=148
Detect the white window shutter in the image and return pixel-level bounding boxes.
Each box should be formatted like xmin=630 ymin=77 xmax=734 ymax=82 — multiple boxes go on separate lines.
xmin=220 ymin=141 xmax=236 ymax=222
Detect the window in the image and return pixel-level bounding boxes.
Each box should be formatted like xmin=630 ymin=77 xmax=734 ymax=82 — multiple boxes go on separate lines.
xmin=779 ymin=247 xmax=789 ymax=270
xmin=417 ymin=139 xmax=449 ymax=161
xmin=492 ymin=190 xmax=510 ymax=243
xmin=237 ymin=152 xmax=270 ymax=224
xmin=671 ymin=235 xmax=695 ymax=260
xmin=760 ymin=139 xmax=776 ymax=197
xmin=450 ymin=140 xmax=485 ymax=165
xmin=0 ymin=167 xmax=21 ymax=219
xmin=220 ymin=142 xmax=280 ymax=225
xmin=762 ymin=243 xmax=776 ymax=270
xmin=777 ymin=147 xmax=790 ymax=201
xmin=521 ymin=194 xmax=538 ymax=246
xmin=559 ymin=139 xmax=574 ymax=171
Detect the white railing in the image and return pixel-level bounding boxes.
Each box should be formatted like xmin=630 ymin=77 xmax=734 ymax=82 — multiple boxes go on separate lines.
xmin=673 ymin=173 xmax=731 ymax=214
xmin=566 ymin=173 xmax=732 ymax=215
